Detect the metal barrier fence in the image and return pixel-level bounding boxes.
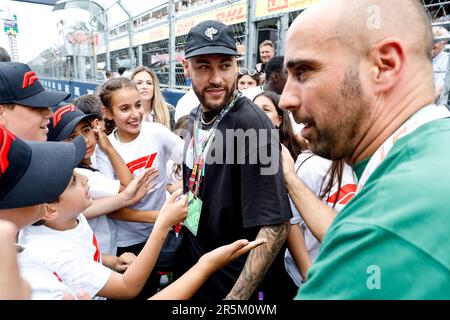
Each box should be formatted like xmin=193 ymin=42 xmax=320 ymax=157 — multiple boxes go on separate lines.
xmin=29 ymin=0 xmax=450 ymax=99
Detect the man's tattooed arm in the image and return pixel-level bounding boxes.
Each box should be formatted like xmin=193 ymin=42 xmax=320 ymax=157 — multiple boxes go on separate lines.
xmin=224 ymin=221 xmax=290 ymax=300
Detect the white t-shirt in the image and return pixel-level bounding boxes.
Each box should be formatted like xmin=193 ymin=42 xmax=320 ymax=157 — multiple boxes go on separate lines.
xmin=18 ymin=214 xmax=111 ymax=299
xmin=174 ymin=89 xmax=200 ymax=123
xmin=284 ymin=151 xmax=357 ymax=287
xmin=95 ymin=121 xmax=184 ymax=247
xmin=75 ymin=156 xmax=120 ymax=256
xmin=18 ymin=250 xmax=73 ymax=300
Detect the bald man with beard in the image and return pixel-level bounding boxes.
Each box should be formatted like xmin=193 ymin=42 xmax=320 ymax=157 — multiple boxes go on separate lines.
xmin=280 ymin=0 xmax=450 ymax=299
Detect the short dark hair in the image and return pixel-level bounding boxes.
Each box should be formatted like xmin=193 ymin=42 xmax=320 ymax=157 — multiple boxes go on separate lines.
xmin=72 ymin=94 xmax=103 ymax=120
xmin=0 ymin=47 xmax=11 ymax=62
xmin=265 ymin=56 xmax=284 ymax=82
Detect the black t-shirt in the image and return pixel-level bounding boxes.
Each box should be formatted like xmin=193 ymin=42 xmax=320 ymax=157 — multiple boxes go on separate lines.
xmin=178 ymin=96 xmax=293 ymax=301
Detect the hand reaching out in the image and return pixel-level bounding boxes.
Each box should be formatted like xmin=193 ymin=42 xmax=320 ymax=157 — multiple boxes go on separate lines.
xmin=156 ymin=189 xmax=188 ymax=229
xmin=121 ymin=168 xmax=159 ymax=205
xmin=199 ymin=238 xmax=267 ymax=271
xmin=113 ymin=252 xmax=136 ymax=273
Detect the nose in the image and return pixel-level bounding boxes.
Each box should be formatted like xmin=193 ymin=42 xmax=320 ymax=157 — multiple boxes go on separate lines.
xmin=279 ymin=77 xmax=301 ymax=113
xmin=131 ymin=106 xmax=141 ymax=119
xmin=208 ymin=67 xmax=222 ymax=86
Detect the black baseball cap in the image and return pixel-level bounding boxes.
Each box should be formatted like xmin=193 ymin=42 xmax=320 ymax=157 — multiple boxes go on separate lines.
xmin=47 ymin=105 xmax=96 ymax=141
xmin=0 ymin=62 xmax=70 ymax=108
xmin=0 ymin=126 xmax=86 ymax=209
xmin=185 ymin=20 xmax=241 ymax=59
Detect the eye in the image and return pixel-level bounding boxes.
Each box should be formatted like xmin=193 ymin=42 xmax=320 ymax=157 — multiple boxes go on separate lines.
xmin=67 ymin=135 xmax=76 ymax=141
xmin=83 ymin=127 xmax=91 ymax=135
xmin=120 ymin=106 xmax=128 ymax=112
xmin=71 ymin=174 xmax=77 ymax=185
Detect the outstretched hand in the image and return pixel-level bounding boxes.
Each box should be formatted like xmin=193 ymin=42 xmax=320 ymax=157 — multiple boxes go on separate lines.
xmin=199 ymin=238 xmax=267 ymax=272
xmin=157 ymin=189 xmax=188 ymax=229
xmin=122 ymin=168 xmax=159 ymax=205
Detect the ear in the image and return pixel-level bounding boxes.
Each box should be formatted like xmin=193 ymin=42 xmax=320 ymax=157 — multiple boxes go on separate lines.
xmin=0 ymin=104 xmax=7 ymax=126
xmin=274 ymin=115 xmax=282 ymax=128
xmin=182 ymin=59 xmax=190 ymax=78
xmin=92 ymin=118 xmax=100 ymax=128
xmin=42 ymin=203 xmax=59 ymax=222
xmin=368 ymin=37 xmax=405 ymax=94
xmin=102 ymin=106 xmax=113 ymax=121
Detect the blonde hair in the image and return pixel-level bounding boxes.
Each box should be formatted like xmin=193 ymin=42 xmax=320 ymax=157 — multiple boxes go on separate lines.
xmin=131 ymin=66 xmax=171 ymax=129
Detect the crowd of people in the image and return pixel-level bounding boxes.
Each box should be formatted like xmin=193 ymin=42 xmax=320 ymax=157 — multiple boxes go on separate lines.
xmin=1 ymin=0 xmax=450 ymax=301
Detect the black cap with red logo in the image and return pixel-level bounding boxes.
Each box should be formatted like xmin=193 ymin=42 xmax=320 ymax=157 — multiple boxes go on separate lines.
xmin=0 ymin=62 xmax=70 ymax=108
xmin=48 ymin=105 xmax=96 ymax=141
xmin=0 ymin=126 xmax=86 ymax=209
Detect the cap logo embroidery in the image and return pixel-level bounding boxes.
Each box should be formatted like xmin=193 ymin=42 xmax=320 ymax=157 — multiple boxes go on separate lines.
xmin=0 ymin=128 xmax=17 ymax=176
xmin=53 ymin=105 xmax=76 ymax=128
xmin=22 ymin=71 xmax=39 ymax=89
xmin=205 ymin=27 xmax=218 ymax=41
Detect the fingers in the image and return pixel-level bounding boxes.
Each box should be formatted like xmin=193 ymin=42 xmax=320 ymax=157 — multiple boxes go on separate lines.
xmin=233 ymin=238 xmax=267 ymax=257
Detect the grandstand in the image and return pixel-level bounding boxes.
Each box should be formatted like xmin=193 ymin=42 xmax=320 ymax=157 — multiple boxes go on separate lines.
xmin=26 ymin=0 xmax=450 ymax=101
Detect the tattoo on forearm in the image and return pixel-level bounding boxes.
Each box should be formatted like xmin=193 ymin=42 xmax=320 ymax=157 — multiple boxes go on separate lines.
xmin=225 ymin=221 xmax=290 ymax=300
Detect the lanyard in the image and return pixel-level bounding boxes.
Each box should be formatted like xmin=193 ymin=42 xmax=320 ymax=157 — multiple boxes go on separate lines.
xmin=357 ymin=105 xmax=450 ymax=192
xmin=188 ymin=92 xmax=241 ymax=197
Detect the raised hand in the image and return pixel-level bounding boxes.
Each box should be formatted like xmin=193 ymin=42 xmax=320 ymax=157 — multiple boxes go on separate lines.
xmin=121 ymin=168 xmax=159 ymax=205
xmin=156 ymin=189 xmax=188 ymax=229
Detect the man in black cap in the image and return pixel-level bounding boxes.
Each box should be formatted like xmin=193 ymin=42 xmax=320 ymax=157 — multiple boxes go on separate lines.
xmin=0 ymin=62 xmax=70 ymax=141
xmin=178 ymin=20 xmax=294 ymax=301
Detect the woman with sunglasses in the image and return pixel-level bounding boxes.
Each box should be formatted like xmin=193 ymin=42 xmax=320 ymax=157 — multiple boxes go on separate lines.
xmin=236 ymin=68 xmax=261 ymax=91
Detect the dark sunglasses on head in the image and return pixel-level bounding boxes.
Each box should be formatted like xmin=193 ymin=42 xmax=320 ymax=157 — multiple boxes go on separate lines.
xmin=238 ymin=68 xmax=259 ymax=76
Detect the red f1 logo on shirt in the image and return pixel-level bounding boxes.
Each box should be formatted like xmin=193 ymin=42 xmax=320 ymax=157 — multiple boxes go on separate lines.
xmin=127 ymin=153 xmax=157 ymax=174
xmin=0 ymin=128 xmax=17 ymax=176
xmin=53 ymin=105 xmax=76 ymax=128
xmin=93 ymin=234 xmax=100 ymax=263
xmin=326 ymin=184 xmax=357 ymax=206
xmin=22 ymin=71 xmax=39 ymax=89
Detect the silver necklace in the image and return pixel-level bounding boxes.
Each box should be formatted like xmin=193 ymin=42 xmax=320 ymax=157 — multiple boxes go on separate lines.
xmin=201 ymin=112 xmax=219 ymax=126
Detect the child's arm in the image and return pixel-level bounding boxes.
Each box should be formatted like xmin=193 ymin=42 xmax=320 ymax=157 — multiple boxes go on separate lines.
xmin=101 ymin=253 xmax=136 ymax=272
xmin=83 ymin=169 xmax=158 ymax=219
xmin=94 ymin=128 xmax=133 ymax=189
xmin=0 ymin=221 xmax=31 ymax=300
xmin=108 ymin=207 xmax=159 ymax=224
xmin=287 ymin=223 xmax=313 ymax=281
xmin=96 ymin=190 xmax=187 ymax=299
xmin=149 ymin=238 xmax=266 ymax=300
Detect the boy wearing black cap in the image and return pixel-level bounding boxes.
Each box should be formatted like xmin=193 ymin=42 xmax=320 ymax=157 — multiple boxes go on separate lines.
xmin=0 ymin=125 xmax=86 ymax=299
xmin=48 ymin=104 xmax=160 ymax=257
xmin=179 ymin=20 xmax=294 ymax=301
xmin=0 ymin=62 xmax=70 ymax=141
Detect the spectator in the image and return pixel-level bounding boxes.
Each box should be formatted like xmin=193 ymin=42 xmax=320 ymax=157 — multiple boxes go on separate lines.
xmin=0 ymin=62 xmax=70 ymax=141
xmin=255 ymin=40 xmax=276 ymax=78
xmin=280 ymin=0 xmax=450 ymax=299
xmin=236 ymin=68 xmax=260 ymax=91
xmin=131 ymin=66 xmax=175 ymax=129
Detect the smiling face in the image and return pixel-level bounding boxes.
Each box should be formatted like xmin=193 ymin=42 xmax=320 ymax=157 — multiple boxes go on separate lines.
xmin=0 ymin=105 xmax=51 ymax=141
xmin=280 ymin=19 xmax=370 ymax=160
xmin=260 ymin=45 xmax=275 ymax=64
xmin=132 ymin=70 xmax=155 ymax=104
xmin=66 ymin=120 xmax=96 ymax=160
xmin=184 ymin=54 xmax=237 ymax=112
xmin=105 ymin=87 xmax=143 ymax=142
xmin=254 ymin=95 xmax=282 ymax=128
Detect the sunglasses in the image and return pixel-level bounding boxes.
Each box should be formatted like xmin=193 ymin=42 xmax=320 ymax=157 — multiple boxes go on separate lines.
xmin=238 ymin=68 xmax=259 ymax=76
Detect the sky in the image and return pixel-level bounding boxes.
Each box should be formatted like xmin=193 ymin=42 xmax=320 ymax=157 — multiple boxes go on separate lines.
xmin=0 ymin=0 xmax=167 ymax=63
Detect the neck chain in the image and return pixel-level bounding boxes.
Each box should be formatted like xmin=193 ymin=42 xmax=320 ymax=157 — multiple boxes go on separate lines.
xmin=201 ymin=112 xmax=219 ymax=126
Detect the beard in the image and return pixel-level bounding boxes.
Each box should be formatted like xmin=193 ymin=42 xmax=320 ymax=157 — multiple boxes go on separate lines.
xmin=193 ymin=82 xmax=236 ymax=113
xmin=310 ymin=66 xmax=369 ymax=161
